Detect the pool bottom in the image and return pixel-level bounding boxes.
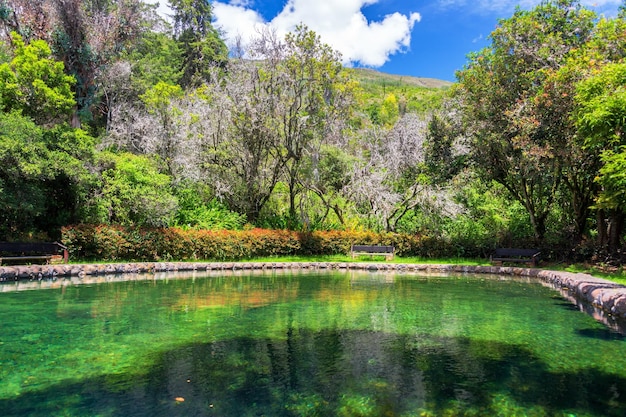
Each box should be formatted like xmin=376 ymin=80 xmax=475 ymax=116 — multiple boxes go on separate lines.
xmin=1 ymin=271 xmax=625 ymax=416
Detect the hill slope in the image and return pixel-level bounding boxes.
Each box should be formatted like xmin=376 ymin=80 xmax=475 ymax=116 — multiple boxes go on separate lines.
xmin=351 ymin=68 xmax=452 ymax=116
xmin=352 ymin=68 xmax=454 ymax=89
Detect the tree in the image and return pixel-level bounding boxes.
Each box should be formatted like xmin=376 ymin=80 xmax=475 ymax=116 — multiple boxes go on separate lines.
xmin=575 ymin=62 xmax=626 ymax=252
xmin=40 ymin=124 xmax=97 ymax=233
xmin=0 ymin=112 xmax=95 ymax=239
xmin=123 ymin=30 xmax=183 ymax=94
xmin=169 ymin=0 xmax=227 ymax=87
xmin=0 ymin=111 xmax=48 ymax=238
xmin=201 ymin=27 xmax=355 ymax=224
xmin=594 ymin=150 xmax=626 ymax=212
xmin=105 ymin=80 xmax=207 ymax=183
xmin=51 ymin=0 xmax=153 ymax=126
xmin=90 ymin=151 xmax=178 ymax=227
xmin=201 ymin=60 xmax=285 ymax=223
xmin=270 ymin=26 xmax=356 ymax=227
xmin=0 ymin=31 xmax=75 ymax=123
xmin=457 ymin=0 xmax=596 ymax=242
xmin=424 ymin=95 xmax=467 ymax=184
xmin=302 ymin=144 xmax=356 ymax=229
xmin=345 ymin=113 xmax=449 ymax=232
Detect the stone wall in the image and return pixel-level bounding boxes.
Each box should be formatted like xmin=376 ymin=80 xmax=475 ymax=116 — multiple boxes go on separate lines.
xmin=1 ymin=261 xmax=626 ymax=319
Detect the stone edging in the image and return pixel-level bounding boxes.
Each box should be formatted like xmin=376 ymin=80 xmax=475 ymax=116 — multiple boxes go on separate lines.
xmin=2 ymin=262 xmax=626 ymax=319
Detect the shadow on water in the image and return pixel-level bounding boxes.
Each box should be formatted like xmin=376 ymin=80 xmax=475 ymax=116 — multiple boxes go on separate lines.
xmin=1 ymin=329 xmax=626 ymax=417
xmin=576 ymin=328 xmax=626 ymax=341
xmin=553 ymin=298 xmax=626 ymax=336
xmin=553 ymin=300 xmax=581 ymax=311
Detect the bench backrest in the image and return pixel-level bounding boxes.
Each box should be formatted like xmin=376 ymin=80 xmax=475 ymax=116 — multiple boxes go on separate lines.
xmin=493 ymin=248 xmax=540 ymax=257
xmin=351 ymin=245 xmax=394 ymax=253
xmin=0 ymin=242 xmax=68 ymax=254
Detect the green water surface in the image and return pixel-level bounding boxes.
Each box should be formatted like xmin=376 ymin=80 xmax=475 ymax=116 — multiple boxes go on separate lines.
xmin=1 ymin=270 xmax=625 ymax=417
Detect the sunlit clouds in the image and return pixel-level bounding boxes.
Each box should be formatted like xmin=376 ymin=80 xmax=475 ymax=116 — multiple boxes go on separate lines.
xmin=212 ymin=0 xmax=421 ymax=67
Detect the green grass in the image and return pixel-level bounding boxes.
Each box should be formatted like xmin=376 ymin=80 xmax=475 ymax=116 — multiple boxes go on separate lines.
xmin=560 ymin=263 xmax=626 ymax=285
xmin=239 ymin=254 xmax=490 ymax=265
xmin=235 ymin=256 xmax=626 ymax=285
xmin=68 ymin=255 xmax=626 ymax=285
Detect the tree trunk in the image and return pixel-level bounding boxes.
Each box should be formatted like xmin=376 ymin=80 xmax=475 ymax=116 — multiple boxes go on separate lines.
xmin=596 ymin=209 xmax=608 ymax=250
xmin=607 ymin=209 xmax=624 ymax=256
xmin=288 ymin=178 xmax=298 ymax=229
xmin=70 ymin=107 xmax=81 ymax=129
xmin=528 ymin=209 xmax=547 ymax=243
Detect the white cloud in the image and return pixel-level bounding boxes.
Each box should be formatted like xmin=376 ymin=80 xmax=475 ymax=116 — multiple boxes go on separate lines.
xmin=212 ymin=2 xmax=266 ymax=44
xmin=144 ymin=0 xmax=173 ymax=19
xmin=212 ymin=0 xmax=421 ymax=67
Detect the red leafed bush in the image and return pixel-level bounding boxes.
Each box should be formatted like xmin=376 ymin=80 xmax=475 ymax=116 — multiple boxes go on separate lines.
xmin=61 ymin=225 xmax=436 ymax=261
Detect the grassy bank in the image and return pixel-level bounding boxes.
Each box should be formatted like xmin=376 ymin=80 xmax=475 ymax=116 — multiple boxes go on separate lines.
xmin=62 ymin=255 xmax=626 ymax=285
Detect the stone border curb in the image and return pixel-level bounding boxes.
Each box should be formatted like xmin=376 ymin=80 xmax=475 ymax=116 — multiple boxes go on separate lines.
xmin=2 ymin=262 xmax=626 ymax=318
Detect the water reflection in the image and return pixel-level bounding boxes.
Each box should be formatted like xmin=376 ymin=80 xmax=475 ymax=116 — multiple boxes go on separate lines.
xmin=2 ymin=329 xmax=626 ymax=416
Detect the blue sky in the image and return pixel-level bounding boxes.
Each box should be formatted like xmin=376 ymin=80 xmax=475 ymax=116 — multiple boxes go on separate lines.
xmin=156 ymin=1 xmax=624 ymax=82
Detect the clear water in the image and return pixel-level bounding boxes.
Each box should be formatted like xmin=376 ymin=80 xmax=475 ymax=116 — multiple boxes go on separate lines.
xmin=1 ymin=270 xmax=626 ymax=417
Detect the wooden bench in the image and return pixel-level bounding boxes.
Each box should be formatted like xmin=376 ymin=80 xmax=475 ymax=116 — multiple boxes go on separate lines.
xmin=350 ymin=244 xmax=395 ymax=261
xmin=0 ymin=242 xmax=69 ymax=265
xmin=491 ymin=248 xmax=541 ymax=267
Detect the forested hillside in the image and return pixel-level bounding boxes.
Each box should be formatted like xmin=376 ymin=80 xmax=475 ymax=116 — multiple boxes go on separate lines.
xmin=1 ymin=0 xmax=626 ymax=262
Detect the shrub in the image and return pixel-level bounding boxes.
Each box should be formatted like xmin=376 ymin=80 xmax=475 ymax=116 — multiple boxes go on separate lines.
xmin=62 ymin=225 xmax=447 ymax=261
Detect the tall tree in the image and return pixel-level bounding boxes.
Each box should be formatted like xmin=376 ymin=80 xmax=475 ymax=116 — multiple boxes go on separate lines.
xmin=344 ymin=113 xmax=451 ymax=232
xmin=0 ymin=112 xmax=95 ymax=239
xmin=201 ymin=59 xmax=285 ymax=223
xmin=259 ymin=26 xmax=355 ymax=226
xmin=0 ymin=31 xmax=75 ymax=124
xmin=169 ymin=0 xmax=227 ymax=87
xmin=0 ymin=0 xmax=53 ymax=43
xmin=575 ymin=62 xmax=626 ymax=252
xmin=531 ymin=14 xmax=626 ymax=246
xmin=199 ymin=27 xmax=355 ymax=224
xmin=457 ymin=0 xmax=595 ymax=242
xmin=51 ymin=0 xmax=151 ymax=126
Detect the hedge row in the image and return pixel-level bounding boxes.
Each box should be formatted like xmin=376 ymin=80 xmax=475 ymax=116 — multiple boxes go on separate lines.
xmin=61 ymin=225 xmax=458 ymax=261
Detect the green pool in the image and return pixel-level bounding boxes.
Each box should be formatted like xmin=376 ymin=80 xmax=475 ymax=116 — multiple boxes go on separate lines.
xmin=1 ymin=270 xmax=625 ymax=416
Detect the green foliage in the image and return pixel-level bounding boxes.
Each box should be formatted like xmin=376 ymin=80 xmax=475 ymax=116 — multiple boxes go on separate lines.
xmin=174 ymin=185 xmax=246 ymax=230
xmin=124 ymin=31 xmax=183 ymax=93
xmin=170 ymin=0 xmax=228 ymax=86
xmin=140 ymin=81 xmax=184 ymax=113
xmin=457 ymin=0 xmax=596 ymax=242
xmin=317 ymin=145 xmax=354 ymax=191
xmin=0 ymin=32 xmax=75 ymax=123
xmin=38 ymin=125 xmax=97 ymax=234
xmin=447 ymin=178 xmax=535 ymax=253
xmin=43 ymin=124 xmax=96 ymax=174
xmin=575 ymin=62 xmax=626 ymax=151
xmin=0 ymin=112 xmax=48 ymax=238
xmin=575 ymin=62 xmax=626 ymax=214
xmin=354 ymin=69 xmax=448 ymax=126
xmin=594 ymin=149 xmax=626 ymax=211
xmin=91 ymin=152 xmax=178 ymax=227
xmin=424 ymin=113 xmax=466 ymax=183
xmin=0 ymin=113 xmax=95 ymax=239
